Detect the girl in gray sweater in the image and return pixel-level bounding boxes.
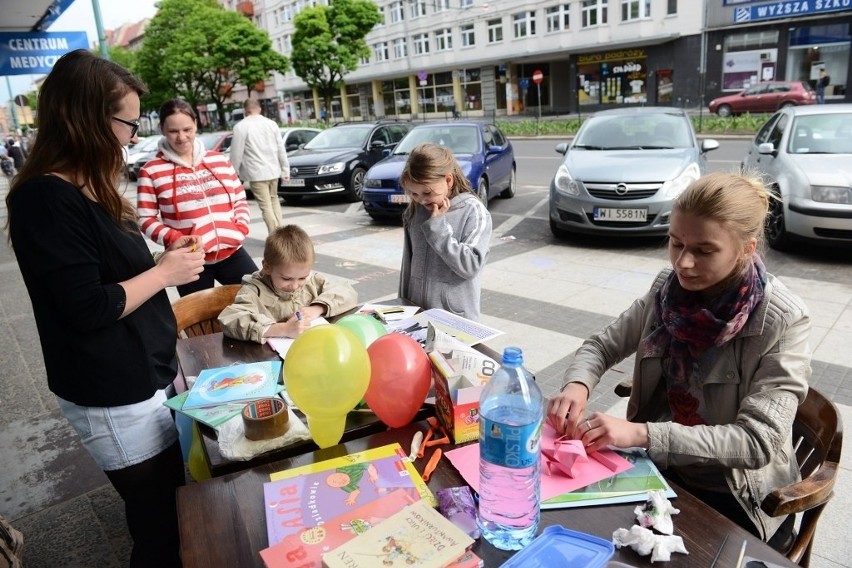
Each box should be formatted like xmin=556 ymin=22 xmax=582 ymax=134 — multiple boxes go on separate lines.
xmin=398 ymin=143 xmax=492 ymax=320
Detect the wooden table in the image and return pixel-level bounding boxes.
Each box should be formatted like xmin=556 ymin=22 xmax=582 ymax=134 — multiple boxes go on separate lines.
xmin=175 ymin=332 xmax=432 ymax=477
xmin=177 ymin=421 xmax=797 ymax=568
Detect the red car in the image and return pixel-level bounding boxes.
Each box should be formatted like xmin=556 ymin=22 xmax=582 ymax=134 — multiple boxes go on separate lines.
xmin=709 ymin=81 xmax=816 ymax=117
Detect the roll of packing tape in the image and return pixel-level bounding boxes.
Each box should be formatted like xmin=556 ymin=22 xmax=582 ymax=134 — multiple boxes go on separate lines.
xmin=242 ymin=398 xmax=290 ymax=441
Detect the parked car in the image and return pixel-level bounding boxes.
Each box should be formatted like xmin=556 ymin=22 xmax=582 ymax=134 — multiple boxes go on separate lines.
xmin=362 ymin=121 xmax=516 ymax=222
xmin=709 ymin=81 xmax=816 ymax=117
xmin=280 ymin=127 xmax=321 ymax=152
xmin=197 ymin=130 xmax=233 ymax=152
xmin=125 ymin=135 xmax=162 ymax=181
xmin=549 ymin=107 xmax=719 ymax=238
xmin=279 ymin=120 xmax=413 ymax=203
xmin=741 ymin=104 xmax=852 ymax=249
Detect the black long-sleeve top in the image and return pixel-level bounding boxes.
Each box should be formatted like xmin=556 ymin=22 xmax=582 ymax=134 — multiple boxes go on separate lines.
xmin=9 ymin=175 xmax=178 ymax=407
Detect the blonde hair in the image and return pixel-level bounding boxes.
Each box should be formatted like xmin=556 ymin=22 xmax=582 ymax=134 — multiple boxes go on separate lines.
xmin=399 ymin=143 xmax=473 ymax=220
xmin=264 ymin=225 xmax=315 ymax=266
xmin=673 ymin=171 xmax=770 ymax=254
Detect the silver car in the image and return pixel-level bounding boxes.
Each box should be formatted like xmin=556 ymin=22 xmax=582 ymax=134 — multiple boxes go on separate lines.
xmin=549 ymin=107 xmax=719 ymax=237
xmin=742 ymin=104 xmax=852 ymax=249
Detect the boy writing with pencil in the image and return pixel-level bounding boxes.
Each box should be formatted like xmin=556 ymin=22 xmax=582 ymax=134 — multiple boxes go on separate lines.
xmin=218 ymin=225 xmax=357 ymax=343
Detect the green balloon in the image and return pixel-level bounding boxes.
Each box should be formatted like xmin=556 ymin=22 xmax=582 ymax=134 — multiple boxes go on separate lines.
xmin=335 ymin=314 xmax=388 ymax=348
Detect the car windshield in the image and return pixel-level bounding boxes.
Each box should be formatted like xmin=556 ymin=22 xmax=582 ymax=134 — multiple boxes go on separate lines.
xmin=788 ymin=113 xmax=852 ymax=155
xmin=394 ymin=126 xmax=480 ymax=155
xmin=304 ymin=125 xmax=372 ymax=150
xmin=574 ymin=114 xmax=692 ymax=150
xmin=197 ymin=133 xmax=225 ymax=150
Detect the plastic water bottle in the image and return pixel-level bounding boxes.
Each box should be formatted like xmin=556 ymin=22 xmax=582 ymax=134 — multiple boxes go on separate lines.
xmin=477 ymin=346 xmax=543 ymax=550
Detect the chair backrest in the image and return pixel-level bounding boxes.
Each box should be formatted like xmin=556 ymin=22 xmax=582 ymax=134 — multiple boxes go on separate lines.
xmin=171 ymin=284 xmax=242 ymax=339
xmin=761 ymin=387 xmax=843 ymax=567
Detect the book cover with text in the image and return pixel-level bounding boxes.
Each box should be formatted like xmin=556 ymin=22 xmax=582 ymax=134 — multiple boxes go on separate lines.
xmin=182 ymin=361 xmax=281 ymax=409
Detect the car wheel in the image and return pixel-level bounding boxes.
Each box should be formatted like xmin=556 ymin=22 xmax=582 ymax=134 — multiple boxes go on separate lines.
xmin=346 ymin=167 xmax=367 ymax=202
xmin=765 ymin=189 xmax=791 ymax=250
xmin=476 ymin=177 xmax=489 ymax=205
xmin=282 ymin=195 xmax=303 ymax=204
xmin=549 ymin=218 xmax=572 ymax=239
xmin=717 ymin=104 xmax=732 ymax=118
xmin=499 ymin=167 xmax=516 ymax=199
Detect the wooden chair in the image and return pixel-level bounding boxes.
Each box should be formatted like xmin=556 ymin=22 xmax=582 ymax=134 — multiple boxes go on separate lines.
xmin=614 ymin=383 xmax=842 ymax=567
xmin=171 ymin=284 xmax=242 ymax=339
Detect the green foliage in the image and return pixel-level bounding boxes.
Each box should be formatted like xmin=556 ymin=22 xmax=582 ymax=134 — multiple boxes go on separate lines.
xmin=137 ymin=0 xmax=289 ymax=124
xmin=106 ymin=45 xmax=137 ymax=72
xmin=692 ymin=113 xmax=770 ymax=134
xmin=496 ymin=113 xmax=769 ymax=137
xmin=292 ymin=0 xmax=381 ymax=110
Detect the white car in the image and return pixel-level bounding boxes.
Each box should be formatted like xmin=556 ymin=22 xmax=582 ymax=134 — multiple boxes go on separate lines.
xmin=125 ymin=135 xmax=163 ymax=181
xmin=742 ymin=104 xmax=852 ymax=249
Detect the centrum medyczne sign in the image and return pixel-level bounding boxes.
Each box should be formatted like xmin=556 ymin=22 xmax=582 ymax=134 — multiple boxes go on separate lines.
xmin=0 ymin=32 xmax=89 ymax=75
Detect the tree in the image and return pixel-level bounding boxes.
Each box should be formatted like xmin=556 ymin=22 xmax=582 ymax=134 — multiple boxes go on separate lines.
xmin=291 ymin=0 xmax=381 ymax=115
xmin=137 ymin=0 xmax=289 ymax=125
xmin=106 ymin=45 xmax=137 ymax=72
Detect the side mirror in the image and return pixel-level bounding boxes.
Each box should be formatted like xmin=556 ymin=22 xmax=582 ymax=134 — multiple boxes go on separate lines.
xmin=286 ymin=144 xmax=298 ymax=152
xmin=486 ymin=145 xmax=502 ymax=154
xmin=382 ymin=148 xmax=392 ymax=158
xmin=370 ymin=140 xmax=385 ymax=150
xmin=757 ymin=142 xmax=776 ymax=156
xmin=555 ymin=142 xmax=569 ymax=155
xmin=701 ymin=139 xmax=720 ymax=152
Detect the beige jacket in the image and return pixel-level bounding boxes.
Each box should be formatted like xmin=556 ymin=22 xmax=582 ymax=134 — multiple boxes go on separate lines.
xmin=218 ymin=270 xmax=357 ymax=343
xmin=563 ymin=269 xmax=811 ymax=540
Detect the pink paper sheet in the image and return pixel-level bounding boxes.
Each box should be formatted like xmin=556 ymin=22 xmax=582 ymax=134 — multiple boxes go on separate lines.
xmin=445 ymin=424 xmax=633 ymax=501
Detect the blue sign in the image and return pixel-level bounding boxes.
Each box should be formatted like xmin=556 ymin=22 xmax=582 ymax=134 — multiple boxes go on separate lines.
xmin=519 ymin=78 xmax=529 ymax=89
xmin=734 ymin=0 xmax=852 ymax=23
xmin=0 ymin=32 xmax=89 ymax=75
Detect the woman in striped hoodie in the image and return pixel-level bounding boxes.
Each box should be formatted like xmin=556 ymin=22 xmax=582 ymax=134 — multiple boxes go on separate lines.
xmin=137 ymin=99 xmax=257 ymax=296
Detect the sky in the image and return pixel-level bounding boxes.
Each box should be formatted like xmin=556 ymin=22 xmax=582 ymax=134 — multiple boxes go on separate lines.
xmin=3 ymin=0 xmax=160 ymax=105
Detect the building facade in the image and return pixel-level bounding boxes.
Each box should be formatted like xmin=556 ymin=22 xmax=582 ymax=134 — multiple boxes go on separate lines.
xmin=219 ymin=0 xmax=851 ymax=121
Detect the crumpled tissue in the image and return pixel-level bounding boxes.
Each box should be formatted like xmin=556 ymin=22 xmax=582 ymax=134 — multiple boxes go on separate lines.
xmin=635 ymin=490 xmax=681 ymax=535
xmin=612 ymin=525 xmax=688 ymax=563
xmin=217 ymin=406 xmax=311 ymax=461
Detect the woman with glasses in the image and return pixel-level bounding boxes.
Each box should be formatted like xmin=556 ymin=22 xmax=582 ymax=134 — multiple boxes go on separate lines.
xmin=5 ymin=50 xmax=205 ymax=566
xmin=137 ymin=98 xmax=258 ymax=296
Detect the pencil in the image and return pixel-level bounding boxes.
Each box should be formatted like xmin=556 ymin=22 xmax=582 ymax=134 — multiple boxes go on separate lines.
xmin=709 ymin=534 xmax=728 ymax=568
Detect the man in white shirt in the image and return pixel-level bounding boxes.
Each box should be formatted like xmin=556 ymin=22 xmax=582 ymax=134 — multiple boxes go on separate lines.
xmin=229 ymin=99 xmax=290 ymax=232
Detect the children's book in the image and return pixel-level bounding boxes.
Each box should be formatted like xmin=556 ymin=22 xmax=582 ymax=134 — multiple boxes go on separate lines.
xmin=163 ymin=384 xmax=287 ymax=429
xmin=264 ymin=444 xmax=436 ymax=548
xmin=540 ymin=448 xmax=676 ymax=509
xmin=321 ymin=500 xmax=474 ymax=568
xmin=182 ymin=361 xmax=281 ymax=410
xmin=259 ymin=489 xmax=417 ymax=568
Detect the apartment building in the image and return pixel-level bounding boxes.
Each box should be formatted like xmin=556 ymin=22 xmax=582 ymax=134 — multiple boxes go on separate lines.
xmin=221 ymin=0 xmax=851 ymax=121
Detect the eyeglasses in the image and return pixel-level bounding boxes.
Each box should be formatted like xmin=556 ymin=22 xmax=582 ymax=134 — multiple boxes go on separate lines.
xmin=112 ymin=116 xmax=140 ymax=138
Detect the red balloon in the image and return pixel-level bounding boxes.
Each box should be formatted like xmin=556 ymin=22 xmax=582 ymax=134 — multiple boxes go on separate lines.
xmin=365 ymin=334 xmax=432 ymax=428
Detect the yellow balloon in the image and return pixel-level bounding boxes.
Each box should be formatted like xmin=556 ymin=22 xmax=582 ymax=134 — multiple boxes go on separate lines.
xmin=284 ymin=325 xmax=371 ymax=448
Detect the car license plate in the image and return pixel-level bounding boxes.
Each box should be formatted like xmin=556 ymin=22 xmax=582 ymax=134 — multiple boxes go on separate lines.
xmin=389 ymin=194 xmax=411 ymax=204
xmin=593 ymin=207 xmax=647 ymax=222
xmin=283 ymin=179 xmax=305 ymax=187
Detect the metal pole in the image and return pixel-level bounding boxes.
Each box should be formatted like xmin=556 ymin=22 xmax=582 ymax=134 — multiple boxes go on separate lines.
xmin=5 ymin=76 xmax=20 ymax=132
xmin=91 ymin=0 xmax=110 ymax=59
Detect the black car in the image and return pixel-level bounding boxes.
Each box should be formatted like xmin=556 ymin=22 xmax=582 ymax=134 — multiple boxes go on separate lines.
xmin=279 ymin=120 xmax=413 ymax=203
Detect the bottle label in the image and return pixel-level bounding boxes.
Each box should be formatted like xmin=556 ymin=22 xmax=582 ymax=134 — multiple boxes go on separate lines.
xmin=479 ymin=417 xmax=542 ymax=469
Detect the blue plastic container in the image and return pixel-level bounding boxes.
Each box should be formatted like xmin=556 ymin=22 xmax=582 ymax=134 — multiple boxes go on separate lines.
xmin=500 ymin=525 xmax=616 ymax=568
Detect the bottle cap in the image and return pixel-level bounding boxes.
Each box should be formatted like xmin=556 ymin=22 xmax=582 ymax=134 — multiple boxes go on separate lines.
xmin=502 ymin=346 xmax=523 ymax=366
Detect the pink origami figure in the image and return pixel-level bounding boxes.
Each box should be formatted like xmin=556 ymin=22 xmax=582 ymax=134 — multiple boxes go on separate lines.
xmin=540 ymin=425 xmax=588 ymax=478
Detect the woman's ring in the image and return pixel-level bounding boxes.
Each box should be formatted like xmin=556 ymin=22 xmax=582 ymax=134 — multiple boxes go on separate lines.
xmin=585 ymin=420 xmax=592 ymax=432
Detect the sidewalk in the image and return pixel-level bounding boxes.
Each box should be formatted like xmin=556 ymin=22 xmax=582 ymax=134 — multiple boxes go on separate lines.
xmin=0 ymin=174 xmax=849 ymax=567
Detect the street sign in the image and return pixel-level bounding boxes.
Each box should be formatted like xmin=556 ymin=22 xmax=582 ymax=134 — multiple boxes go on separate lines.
xmin=14 ymin=95 xmax=29 ymax=107
xmin=519 ymin=78 xmax=529 ymax=89
xmin=532 ymin=69 xmax=544 ymax=85
xmin=417 ymin=70 xmax=428 ymax=81
xmin=0 ymin=32 xmax=89 ymax=75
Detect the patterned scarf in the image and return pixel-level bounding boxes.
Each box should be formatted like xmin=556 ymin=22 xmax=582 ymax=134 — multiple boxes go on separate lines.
xmin=646 ymin=256 xmax=767 ymax=426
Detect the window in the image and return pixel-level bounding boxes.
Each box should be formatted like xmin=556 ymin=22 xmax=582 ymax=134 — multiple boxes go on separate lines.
xmin=513 ymin=11 xmax=536 ymax=38
xmin=621 ymin=0 xmax=650 ymax=21
xmin=410 ymin=0 xmax=426 ymax=18
xmin=461 ymin=0 xmax=474 ymax=6
xmin=390 ymin=1 xmax=404 ymax=23
xmin=461 ymin=24 xmax=475 ymax=47
xmin=435 ymin=0 xmax=450 ymax=11
xmin=582 ymin=0 xmax=608 ymax=27
xmin=667 ymin=0 xmax=677 ymax=15
xmin=488 ymin=18 xmax=504 ymax=43
xmin=373 ymin=42 xmax=389 ymax=62
xmin=413 ymin=33 xmax=430 ymax=55
xmin=393 ymin=37 xmax=407 ymax=59
xmin=434 ymin=28 xmax=453 ymax=52
xmin=545 ymin=5 xmax=570 ymax=33
xmin=283 ymin=35 xmax=292 ymax=53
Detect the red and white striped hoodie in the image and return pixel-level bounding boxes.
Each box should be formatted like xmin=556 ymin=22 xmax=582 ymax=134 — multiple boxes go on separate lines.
xmin=137 ymin=138 xmax=251 ymax=263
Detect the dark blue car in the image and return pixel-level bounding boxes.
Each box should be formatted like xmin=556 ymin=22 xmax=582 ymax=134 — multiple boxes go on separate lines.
xmin=362 ymin=121 xmax=516 ymax=222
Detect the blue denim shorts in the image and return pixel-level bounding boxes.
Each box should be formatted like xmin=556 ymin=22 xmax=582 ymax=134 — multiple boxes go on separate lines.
xmin=56 ymin=390 xmax=179 ymax=471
